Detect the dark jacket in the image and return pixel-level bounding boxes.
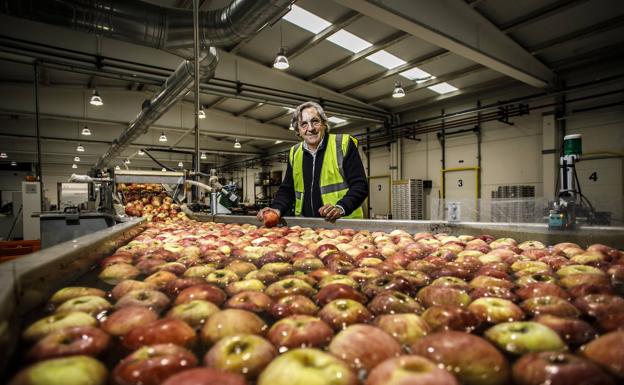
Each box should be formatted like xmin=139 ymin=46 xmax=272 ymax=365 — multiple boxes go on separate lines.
xmin=271 ymin=135 xmax=368 ymax=217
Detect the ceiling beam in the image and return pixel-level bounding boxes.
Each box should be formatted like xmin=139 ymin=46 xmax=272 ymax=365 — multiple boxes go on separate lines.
xmin=235 ymin=102 xmax=265 ymax=116
xmin=500 ymin=0 xmax=590 ymax=34
xmin=368 ymin=64 xmax=486 ymax=105
xmin=205 ymin=96 xmax=227 ymax=109
xmin=262 ymin=110 xmax=291 ymax=125
xmin=305 ymin=31 xmax=408 ymax=81
xmin=336 ymin=0 xmax=555 ymax=88
xmin=529 ymin=15 xmax=624 ymax=55
xmin=0 ymin=108 xmax=299 ymax=143
xmin=339 ymin=49 xmax=448 ymax=93
xmin=288 ymin=11 xmax=362 ymax=61
xmin=551 ymin=42 xmax=624 ymax=72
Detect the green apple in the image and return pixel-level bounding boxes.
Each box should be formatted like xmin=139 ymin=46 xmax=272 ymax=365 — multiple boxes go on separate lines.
xmin=257 ymin=348 xmax=358 ymax=385
xmin=55 ymin=296 xmax=111 ymax=316
xmin=166 ymin=299 xmax=220 ymax=329
xmin=9 ymin=355 xmax=107 ymax=385
xmin=23 ymin=312 xmax=97 ymax=341
xmin=484 ymin=321 xmax=566 ymax=354
xmin=49 ymin=287 xmax=106 ymax=307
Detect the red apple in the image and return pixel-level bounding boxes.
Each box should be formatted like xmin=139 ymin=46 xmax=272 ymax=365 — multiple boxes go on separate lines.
xmin=267 ymin=315 xmax=334 ymax=351
xmin=123 ymin=318 xmax=197 ymax=350
xmin=411 ymin=331 xmax=510 ymax=385
xmin=200 ymin=309 xmax=267 ymax=345
xmin=422 ymin=305 xmax=481 ymax=332
xmin=161 ymin=368 xmax=248 ymax=385
xmin=225 ymin=291 xmax=273 ymax=314
xmin=101 ymin=306 xmax=159 ymax=337
xmin=166 ymin=299 xmax=220 ymax=329
xmin=269 ymin=294 xmax=318 ymax=319
xmin=582 ymin=331 xmax=624 ymax=378
xmin=315 ymin=283 xmax=367 ymax=306
xmin=375 ymin=313 xmax=430 ymax=346
xmin=368 ymin=290 xmax=423 ymax=315
xmin=26 ymin=326 xmax=110 ymax=361
xmin=513 ymin=351 xmax=615 ymax=385
xmin=111 ymin=280 xmax=157 ymax=301
xmin=115 ymin=289 xmax=171 ymax=313
xmin=365 ymin=355 xmax=460 ymax=385
xmin=328 ymin=324 xmax=402 ymax=373
xmin=174 ymin=284 xmax=226 ymax=306
xmin=533 ymin=314 xmax=597 ymax=345
xmin=263 ymin=210 xmax=280 ymax=228
xmin=113 ymin=344 xmax=198 ymax=385
xmin=318 ymin=299 xmax=373 ymax=330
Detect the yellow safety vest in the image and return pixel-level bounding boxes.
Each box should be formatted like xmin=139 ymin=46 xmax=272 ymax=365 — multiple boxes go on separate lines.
xmin=289 ymin=134 xmax=364 ymax=219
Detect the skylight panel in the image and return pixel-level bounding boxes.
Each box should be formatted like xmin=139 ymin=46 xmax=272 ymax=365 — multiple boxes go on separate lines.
xmin=366 ymin=50 xmax=406 ymax=69
xmin=428 ymin=82 xmax=459 ymax=94
xmin=283 ymin=5 xmax=331 ymax=34
xmin=327 ymin=30 xmax=372 ymax=53
xmin=328 ymin=116 xmax=347 ymax=124
xmin=400 ymin=67 xmax=434 ymax=81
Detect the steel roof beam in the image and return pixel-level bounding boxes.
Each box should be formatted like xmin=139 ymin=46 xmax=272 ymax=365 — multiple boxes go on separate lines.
xmin=235 ymin=102 xmax=265 ymax=116
xmin=500 ymin=0 xmax=590 ymax=34
xmin=337 ymin=0 xmax=555 ymax=88
xmin=339 ymin=49 xmax=448 ymax=93
xmin=305 ymin=31 xmax=408 ymax=81
xmin=288 ymin=11 xmax=362 ymax=61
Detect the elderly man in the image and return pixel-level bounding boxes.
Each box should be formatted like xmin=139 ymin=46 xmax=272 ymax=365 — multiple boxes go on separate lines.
xmin=258 ymin=101 xmax=368 ymax=223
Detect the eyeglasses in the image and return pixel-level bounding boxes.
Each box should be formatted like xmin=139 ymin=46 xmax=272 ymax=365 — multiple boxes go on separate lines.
xmin=299 ymin=117 xmax=323 ymax=130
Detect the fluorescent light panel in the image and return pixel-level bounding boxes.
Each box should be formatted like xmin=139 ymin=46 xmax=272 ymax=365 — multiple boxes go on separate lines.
xmin=400 ymin=67 xmax=434 ymax=81
xmin=428 ymin=82 xmax=459 ymax=94
xmin=366 ymin=50 xmax=406 ymax=69
xmin=283 ymin=5 xmax=331 ymax=34
xmin=327 ymin=29 xmax=372 ymax=53
xmin=328 ymin=116 xmax=347 ymax=124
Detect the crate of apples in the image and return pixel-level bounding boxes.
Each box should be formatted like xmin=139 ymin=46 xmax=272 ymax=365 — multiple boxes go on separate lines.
xmin=9 ymin=221 xmax=624 ymax=385
xmin=119 ymin=183 xmax=187 ymax=223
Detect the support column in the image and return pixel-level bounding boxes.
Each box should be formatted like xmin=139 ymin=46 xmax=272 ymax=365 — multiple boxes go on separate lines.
xmin=542 ymin=113 xmax=558 ymax=199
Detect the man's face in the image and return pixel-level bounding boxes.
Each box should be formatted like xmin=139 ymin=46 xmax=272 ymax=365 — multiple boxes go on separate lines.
xmin=297 ymin=107 xmax=326 ymax=150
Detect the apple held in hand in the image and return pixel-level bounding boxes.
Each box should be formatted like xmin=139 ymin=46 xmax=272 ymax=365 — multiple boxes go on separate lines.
xmin=204 ymin=334 xmax=276 ymax=379
xmin=113 ymin=344 xmax=198 ymax=385
xmin=262 ymin=210 xmax=280 ymax=228
xmin=257 ymin=348 xmax=358 ymax=385
xmin=513 ymin=352 xmax=615 ymax=385
xmin=411 ymin=331 xmax=510 ymax=385
xmin=365 ymin=355 xmax=460 ymax=385
xmin=26 ymin=326 xmax=110 ymax=361
xmin=484 ymin=321 xmax=566 ymax=355
xmin=328 ymin=324 xmax=402 ymax=373
xmin=9 ymin=355 xmax=108 ymax=385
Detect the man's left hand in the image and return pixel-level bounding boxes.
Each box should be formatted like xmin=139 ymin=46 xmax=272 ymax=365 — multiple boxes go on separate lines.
xmin=319 ymin=204 xmax=344 ymax=223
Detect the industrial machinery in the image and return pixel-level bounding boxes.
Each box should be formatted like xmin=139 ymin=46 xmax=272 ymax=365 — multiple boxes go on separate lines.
xmin=549 ymin=134 xmax=596 ymax=230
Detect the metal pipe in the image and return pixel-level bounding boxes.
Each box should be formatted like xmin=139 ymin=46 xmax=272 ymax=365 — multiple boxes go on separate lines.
xmin=1 ymin=0 xmax=295 ymax=55
xmin=193 ymin=0 xmax=201 ymax=201
xmin=33 ymin=62 xmax=43 ymax=210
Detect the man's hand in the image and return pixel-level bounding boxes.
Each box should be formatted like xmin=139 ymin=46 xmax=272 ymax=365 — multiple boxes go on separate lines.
xmin=257 ymin=207 xmax=281 ymax=227
xmin=318 ymin=204 xmax=344 ymax=223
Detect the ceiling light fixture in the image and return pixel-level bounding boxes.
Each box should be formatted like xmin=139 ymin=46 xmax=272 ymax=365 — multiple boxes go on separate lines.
xmin=234 ymin=139 xmax=242 ymax=149
xmin=125 ymin=159 xmax=131 ymax=164
xmin=137 ymin=149 xmax=145 ymax=155
xmin=198 ymin=106 xmax=206 ymax=119
xmin=288 ymin=125 xmax=295 ymax=131
xmin=72 ymin=163 xmax=78 ymax=169
xmin=273 ymin=21 xmax=289 ymax=70
xmin=74 ymin=156 xmax=80 ymax=162
xmin=10 ymin=161 xmax=17 ymax=166
xmin=392 ymin=81 xmax=406 ymax=98
xmin=76 ymin=144 xmax=85 ymax=152
xmin=161 ymin=168 xmax=167 ymax=172
xmin=273 ymin=48 xmax=289 ymax=70
xmin=81 ymin=125 xmax=92 ymax=136
xmin=159 ymin=132 xmax=167 ymax=142
xmin=0 ymin=152 xmax=7 ymax=159
xmin=178 ymin=161 xmax=184 ymax=167
xmin=89 ymin=89 xmax=103 ymax=106
xmin=115 ymin=165 xmax=120 ymax=170
xmin=275 ymin=140 xmax=283 ymax=144
xmin=201 ymin=152 xmax=207 ymax=160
